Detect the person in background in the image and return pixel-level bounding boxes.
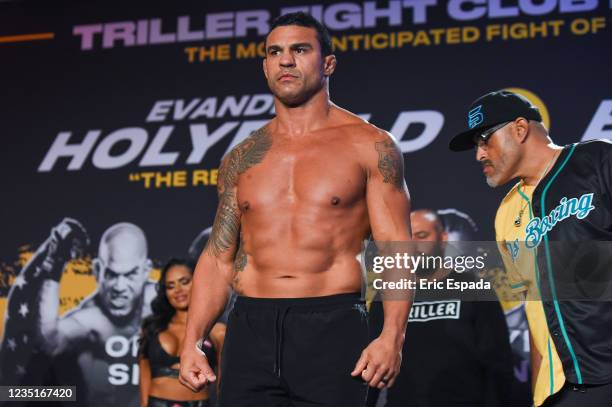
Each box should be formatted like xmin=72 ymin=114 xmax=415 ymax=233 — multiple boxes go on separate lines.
xmin=369 ymin=209 xmax=513 ymax=407
xmin=139 ymin=259 xmax=225 ymax=407
xmin=450 ymin=89 xmax=612 ymax=406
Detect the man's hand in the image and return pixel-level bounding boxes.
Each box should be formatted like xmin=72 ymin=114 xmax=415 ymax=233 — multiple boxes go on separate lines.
xmin=41 ymin=218 xmax=89 ymax=279
xmin=46 ymin=218 xmax=89 ymax=263
xmin=179 ymin=345 xmax=217 ymax=392
xmin=351 ymin=335 xmax=403 ymax=389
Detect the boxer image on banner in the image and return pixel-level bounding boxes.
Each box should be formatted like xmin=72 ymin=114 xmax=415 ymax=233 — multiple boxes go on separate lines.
xmin=0 ymin=218 xmax=155 ymax=407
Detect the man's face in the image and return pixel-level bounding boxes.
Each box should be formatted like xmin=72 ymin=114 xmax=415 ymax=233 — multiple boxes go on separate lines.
xmin=96 ymin=229 xmax=149 ymax=318
xmin=99 ymin=261 xmax=147 ymax=317
xmin=411 ymin=211 xmax=447 ymax=259
xmin=475 ymin=122 xmax=521 ymax=188
xmin=263 ymin=25 xmax=330 ymax=107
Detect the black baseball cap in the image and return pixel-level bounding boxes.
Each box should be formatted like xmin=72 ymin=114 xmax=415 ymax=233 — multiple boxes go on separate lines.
xmin=449 ymin=90 xmax=543 ymax=152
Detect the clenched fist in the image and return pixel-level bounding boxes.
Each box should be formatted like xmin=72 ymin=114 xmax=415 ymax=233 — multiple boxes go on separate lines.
xmin=46 ymin=217 xmax=90 ymax=264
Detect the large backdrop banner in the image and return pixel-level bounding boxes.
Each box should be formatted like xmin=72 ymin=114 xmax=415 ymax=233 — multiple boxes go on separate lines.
xmin=0 ymin=1 xmax=610 ymax=406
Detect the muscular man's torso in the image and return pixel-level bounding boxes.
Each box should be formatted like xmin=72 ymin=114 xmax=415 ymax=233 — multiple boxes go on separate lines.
xmin=233 ymin=112 xmax=380 ymax=297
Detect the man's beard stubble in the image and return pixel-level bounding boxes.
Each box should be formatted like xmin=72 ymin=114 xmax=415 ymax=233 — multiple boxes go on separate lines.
xmin=269 ymin=76 xmax=325 ymax=108
xmin=485 ymin=135 xmax=520 ymax=188
xmin=486 ymin=172 xmax=500 ymax=188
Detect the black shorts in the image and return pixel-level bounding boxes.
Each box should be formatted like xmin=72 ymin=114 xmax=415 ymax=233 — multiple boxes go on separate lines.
xmin=218 ymin=293 xmax=369 ymax=407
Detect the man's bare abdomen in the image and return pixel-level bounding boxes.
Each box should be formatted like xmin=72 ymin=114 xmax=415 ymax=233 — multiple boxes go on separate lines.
xmin=236 ymin=208 xmax=368 ymax=297
xmin=234 ymin=256 xmax=365 ymax=298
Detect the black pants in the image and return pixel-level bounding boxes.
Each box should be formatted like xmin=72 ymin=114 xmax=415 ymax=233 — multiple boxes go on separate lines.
xmin=543 ymin=382 xmax=612 ymax=406
xmin=218 ymin=293 xmax=369 ymax=407
xmin=147 ymin=396 xmax=208 ymax=407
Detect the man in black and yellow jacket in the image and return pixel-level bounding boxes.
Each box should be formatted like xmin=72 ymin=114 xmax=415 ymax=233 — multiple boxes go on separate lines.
xmin=450 ymin=90 xmax=612 ymax=406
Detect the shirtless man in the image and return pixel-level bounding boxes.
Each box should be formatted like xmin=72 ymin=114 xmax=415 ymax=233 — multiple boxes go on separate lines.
xmin=0 ymin=219 xmax=154 ymax=407
xmin=179 ymin=12 xmax=413 ymax=406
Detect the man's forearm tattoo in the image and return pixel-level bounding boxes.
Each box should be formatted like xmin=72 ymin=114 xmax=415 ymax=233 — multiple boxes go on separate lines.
xmin=207 ymin=127 xmax=272 ymax=256
xmin=375 ymin=140 xmax=403 ymax=190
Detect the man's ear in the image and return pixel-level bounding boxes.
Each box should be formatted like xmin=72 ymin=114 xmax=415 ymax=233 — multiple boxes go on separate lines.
xmin=263 ymin=57 xmax=269 ymax=81
xmin=323 ymin=54 xmax=337 ymax=77
xmin=514 ymin=117 xmax=530 ymax=144
xmin=441 ymin=231 xmax=449 ymax=242
xmin=92 ymin=258 xmax=103 ymax=283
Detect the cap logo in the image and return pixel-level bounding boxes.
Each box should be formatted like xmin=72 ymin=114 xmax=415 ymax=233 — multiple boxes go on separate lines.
xmin=468 ymin=105 xmax=484 ymax=129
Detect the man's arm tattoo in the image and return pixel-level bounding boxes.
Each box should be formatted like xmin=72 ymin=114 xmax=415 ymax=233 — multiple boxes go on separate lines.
xmin=207 ymin=127 xmax=272 ymax=256
xmin=374 ymin=140 xmax=403 ymax=190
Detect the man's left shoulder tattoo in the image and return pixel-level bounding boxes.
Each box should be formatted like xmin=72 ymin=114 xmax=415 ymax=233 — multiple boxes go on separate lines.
xmin=374 ymin=139 xmax=403 ymax=190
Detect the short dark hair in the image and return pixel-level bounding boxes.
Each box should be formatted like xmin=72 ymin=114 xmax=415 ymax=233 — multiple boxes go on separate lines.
xmin=268 ymin=12 xmax=332 ymax=56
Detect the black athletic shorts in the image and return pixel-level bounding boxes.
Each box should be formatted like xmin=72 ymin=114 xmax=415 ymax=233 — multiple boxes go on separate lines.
xmin=218 ymin=293 xmax=369 ymax=407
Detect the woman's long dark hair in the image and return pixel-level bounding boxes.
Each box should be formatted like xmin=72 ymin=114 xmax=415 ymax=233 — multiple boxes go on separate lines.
xmin=138 ymin=258 xmax=195 ymax=358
